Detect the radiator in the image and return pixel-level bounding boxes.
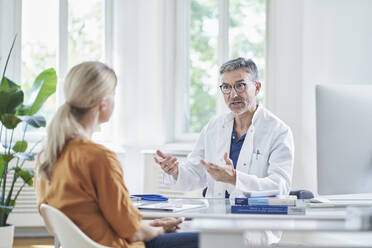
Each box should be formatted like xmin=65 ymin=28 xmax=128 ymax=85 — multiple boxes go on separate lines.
xmin=141 ymin=150 xmax=202 ymax=198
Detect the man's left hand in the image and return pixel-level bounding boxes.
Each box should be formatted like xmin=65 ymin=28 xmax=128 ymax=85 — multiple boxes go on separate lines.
xmin=201 ymin=152 xmax=236 ymax=185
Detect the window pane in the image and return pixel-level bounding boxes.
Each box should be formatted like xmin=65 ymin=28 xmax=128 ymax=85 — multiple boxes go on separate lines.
xmin=22 ymin=0 xmax=58 ymax=125
xmin=189 ymin=0 xmax=218 ymax=133
xmin=229 ymin=0 xmax=266 ymax=101
xmin=68 ymin=0 xmax=104 ymax=68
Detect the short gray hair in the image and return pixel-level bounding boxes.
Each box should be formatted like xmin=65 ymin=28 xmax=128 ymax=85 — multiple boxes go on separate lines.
xmin=219 ymin=57 xmax=258 ymax=81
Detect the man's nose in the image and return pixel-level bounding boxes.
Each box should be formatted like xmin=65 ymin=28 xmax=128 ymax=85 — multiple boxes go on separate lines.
xmin=230 ymin=87 xmax=238 ymax=97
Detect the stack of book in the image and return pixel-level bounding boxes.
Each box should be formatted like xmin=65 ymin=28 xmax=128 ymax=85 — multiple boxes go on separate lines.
xmin=231 ymin=195 xmax=306 ymax=215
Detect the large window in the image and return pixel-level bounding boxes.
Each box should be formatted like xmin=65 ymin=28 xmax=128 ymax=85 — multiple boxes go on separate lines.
xmin=184 ymin=0 xmax=266 ymax=135
xmin=20 ymin=0 xmax=110 ymax=137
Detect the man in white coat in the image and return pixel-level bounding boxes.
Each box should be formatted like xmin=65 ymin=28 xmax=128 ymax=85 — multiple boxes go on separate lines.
xmin=154 ymin=57 xmax=294 ymax=245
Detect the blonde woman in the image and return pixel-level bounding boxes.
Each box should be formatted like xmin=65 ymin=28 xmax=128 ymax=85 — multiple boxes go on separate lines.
xmin=35 ymin=61 xmax=198 ymax=248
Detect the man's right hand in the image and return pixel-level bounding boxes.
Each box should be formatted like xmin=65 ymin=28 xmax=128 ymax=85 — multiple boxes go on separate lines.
xmin=153 ymin=150 xmax=179 ymax=181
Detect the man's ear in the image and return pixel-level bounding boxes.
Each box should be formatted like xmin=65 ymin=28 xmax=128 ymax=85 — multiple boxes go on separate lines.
xmin=98 ymin=99 xmax=106 ymax=111
xmin=255 ymin=82 xmax=262 ymax=95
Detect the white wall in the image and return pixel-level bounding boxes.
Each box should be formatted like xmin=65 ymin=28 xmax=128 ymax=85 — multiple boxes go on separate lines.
xmin=111 ymin=0 xmax=178 ymax=193
xmin=267 ymin=0 xmax=372 ymax=194
xmin=0 ymin=0 xmax=21 ymax=82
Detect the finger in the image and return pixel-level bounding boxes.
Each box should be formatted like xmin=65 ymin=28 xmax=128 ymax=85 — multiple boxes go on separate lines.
xmin=164 ymin=164 xmax=177 ymax=174
xmin=154 ymin=157 xmax=161 ymax=165
xmin=163 ymin=159 xmax=177 ymax=171
xmin=200 ymin=159 xmax=209 ymax=167
xmin=171 ymin=217 xmax=184 ymax=225
xmin=169 ymin=157 xmax=177 ymax=164
xmin=162 ymin=155 xmax=173 ymax=165
xmin=167 ymin=165 xmax=178 ymax=175
xmin=156 ymin=150 xmax=167 ymax=159
xmin=224 ymin=152 xmax=233 ymax=166
xmin=150 ymin=220 xmax=165 ymax=227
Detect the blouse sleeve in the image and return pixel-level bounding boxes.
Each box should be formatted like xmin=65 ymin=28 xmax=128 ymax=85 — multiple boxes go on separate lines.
xmin=91 ymin=149 xmax=142 ymax=239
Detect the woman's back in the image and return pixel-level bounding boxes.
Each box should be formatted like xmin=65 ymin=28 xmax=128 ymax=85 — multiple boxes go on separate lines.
xmin=35 ymin=139 xmax=143 ymax=248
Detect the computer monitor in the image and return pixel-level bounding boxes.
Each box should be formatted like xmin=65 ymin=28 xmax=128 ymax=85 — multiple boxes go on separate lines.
xmin=316 ymin=84 xmax=372 ymax=196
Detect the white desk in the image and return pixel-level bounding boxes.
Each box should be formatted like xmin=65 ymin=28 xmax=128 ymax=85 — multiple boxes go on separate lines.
xmin=138 ymin=198 xmax=372 ymax=247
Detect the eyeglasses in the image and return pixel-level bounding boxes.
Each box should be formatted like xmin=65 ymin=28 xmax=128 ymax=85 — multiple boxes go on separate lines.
xmin=219 ymin=81 xmax=255 ymax=94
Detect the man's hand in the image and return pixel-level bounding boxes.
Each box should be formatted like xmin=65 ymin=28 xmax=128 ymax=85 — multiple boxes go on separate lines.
xmin=150 ymin=217 xmax=184 ymax=233
xmin=200 ymin=152 xmax=236 ymax=185
xmin=154 ymin=150 xmax=179 ymax=181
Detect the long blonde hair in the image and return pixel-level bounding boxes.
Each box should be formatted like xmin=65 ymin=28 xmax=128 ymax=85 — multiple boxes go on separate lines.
xmin=36 ymin=61 xmax=117 ymax=180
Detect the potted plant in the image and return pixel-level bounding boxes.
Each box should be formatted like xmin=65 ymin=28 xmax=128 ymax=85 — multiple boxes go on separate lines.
xmin=0 ymin=36 xmax=57 ymax=247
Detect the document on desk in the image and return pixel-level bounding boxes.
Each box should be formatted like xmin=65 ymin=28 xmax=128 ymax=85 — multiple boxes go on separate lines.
xmin=135 ymin=199 xmax=209 ymax=212
xmin=309 ymin=201 xmax=372 ymax=208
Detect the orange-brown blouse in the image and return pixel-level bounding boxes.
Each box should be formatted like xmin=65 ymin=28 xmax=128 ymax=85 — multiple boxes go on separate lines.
xmin=35 ymin=139 xmax=144 ymax=248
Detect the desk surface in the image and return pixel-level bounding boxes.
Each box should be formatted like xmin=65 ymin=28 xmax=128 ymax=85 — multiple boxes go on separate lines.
xmin=139 ymin=197 xmax=347 ymax=221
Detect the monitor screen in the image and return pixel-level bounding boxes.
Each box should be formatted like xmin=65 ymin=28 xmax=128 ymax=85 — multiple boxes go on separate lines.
xmin=316 ymin=85 xmax=372 ymax=195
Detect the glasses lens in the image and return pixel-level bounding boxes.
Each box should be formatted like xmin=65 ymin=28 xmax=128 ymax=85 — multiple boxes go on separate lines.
xmin=220 ymin=84 xmax=231 ymax=94
xmin=235 ymin=82 xmax=246 ymax=92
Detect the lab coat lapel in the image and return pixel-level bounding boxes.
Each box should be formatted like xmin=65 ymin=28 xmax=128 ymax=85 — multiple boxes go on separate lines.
xmin=213 ymin=113 xmax=234 ymax=197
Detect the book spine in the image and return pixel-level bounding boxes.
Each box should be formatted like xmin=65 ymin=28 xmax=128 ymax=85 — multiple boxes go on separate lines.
xmin=235 ymin=197 xmax=297 ymax=206
xmin=231 ymin=205 xmax=305 ymax=215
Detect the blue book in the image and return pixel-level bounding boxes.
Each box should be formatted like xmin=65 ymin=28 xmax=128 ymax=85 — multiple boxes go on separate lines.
xmin=235 ymin=195 xmax=297 ymax=206
xmin=231 ymin=205 xmax=305 ymax=215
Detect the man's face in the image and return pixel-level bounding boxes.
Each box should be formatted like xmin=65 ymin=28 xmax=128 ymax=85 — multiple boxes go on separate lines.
xmin=220 ymin=68 xmax=261 ymax=115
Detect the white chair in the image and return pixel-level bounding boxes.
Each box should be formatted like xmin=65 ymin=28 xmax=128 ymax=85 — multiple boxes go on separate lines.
xmin=40 ymin=203 xmax=111 ymax=248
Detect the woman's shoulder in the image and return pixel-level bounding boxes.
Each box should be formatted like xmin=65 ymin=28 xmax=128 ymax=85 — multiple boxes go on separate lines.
xmin=65 ymin=138 xmax=117 ymax=163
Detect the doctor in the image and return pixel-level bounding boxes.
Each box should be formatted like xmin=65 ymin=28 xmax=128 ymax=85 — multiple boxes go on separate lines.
xmin=154 ymin=57 xmax=294 ymax=199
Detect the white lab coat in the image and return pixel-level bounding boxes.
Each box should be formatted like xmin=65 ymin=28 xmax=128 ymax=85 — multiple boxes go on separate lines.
xmin=163 ymin=105 xmax=294 ymax=245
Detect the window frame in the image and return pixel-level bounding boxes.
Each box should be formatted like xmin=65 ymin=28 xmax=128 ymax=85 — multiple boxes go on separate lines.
xmin=174 ymin=0 xmax=230 ymax=142
xmin=14 ymin=0 xmax=114 ymax=143
xmin=174 ymin=0 xmax=266 ymax=142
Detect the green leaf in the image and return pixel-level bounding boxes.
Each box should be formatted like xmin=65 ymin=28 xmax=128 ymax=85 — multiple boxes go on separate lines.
xmin=0 ymin=156 xmax=4 ymax=177
xmin=1 ymin=35 xmax=17 ymax=85
xmin=0 ymin=205 xmax=13 ymax=215
xmin=14 ymin=167 xmax=34 ymax=186
xmin=0 ymin=154 xmax=14 ymax=163
xmin=0 ymin=114 xmax=22 ymax=129
xmin=8 ymin=200 xmax=16 ymax=207
xmin=12 ymin=141 xmax=28 ymax=153
xmin=0 ymin=88 xmax=24 ymax=115
xmin=17 ymin=68 xmax=57 ymax=116
xmin=0 ymin=77 xmax=20 ymax=89
xmin=14 ymin=152 xmax=34 ymax=161
xmin=18 ymin=115 xmax=46 ymax=128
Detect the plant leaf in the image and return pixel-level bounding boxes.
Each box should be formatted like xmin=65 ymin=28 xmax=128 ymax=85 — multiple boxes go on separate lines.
xmin=0 ymin=205 xmax=13 ymax=215
xmin=0 ymin=154 xmax=14 ymax=163
xmin=14 ymin=167 xmax=34 ymax=186
xmin=17 ymin=68 xmax=57 ymax=116
xmin=0 ymin=88 xmax=24 ymax=115
xmin=0 ymin=114 xmax=22 ymax=129
xmin=14 ymin=152 xmax=35 ymax=161
xmin=18 ymin=115 xmax=46 ymax=128
xmin=0 ymin=156 xmax=4 ymax=177
xmin=12 ymin=141 xmax=28 ymax=153
xmin=1 ymin=34 xmax=17 ymax=85
xmin=0 ymin=77 xmax=20 ymax=89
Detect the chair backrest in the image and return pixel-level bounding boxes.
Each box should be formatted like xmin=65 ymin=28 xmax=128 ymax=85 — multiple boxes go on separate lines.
xmin=40 ymin=203 xmax=111 ymax=248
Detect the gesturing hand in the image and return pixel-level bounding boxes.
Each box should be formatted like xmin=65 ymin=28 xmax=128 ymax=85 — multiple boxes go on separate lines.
xmin=154 ymin=150 xmax=179 ymax=181
xmin=200 ymin=152 xmax=236 ymax=185
xmin=150 ymin=217 xmax=184 ymax=233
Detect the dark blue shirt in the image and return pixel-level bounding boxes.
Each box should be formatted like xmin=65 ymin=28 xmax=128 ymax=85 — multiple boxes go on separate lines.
xmin=226 ymin=129 xmax=246 ymax=198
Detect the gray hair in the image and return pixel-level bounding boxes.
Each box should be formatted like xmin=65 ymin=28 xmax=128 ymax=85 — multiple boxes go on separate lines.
xmin=219 ymin=57 xmax=258 ymax=81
